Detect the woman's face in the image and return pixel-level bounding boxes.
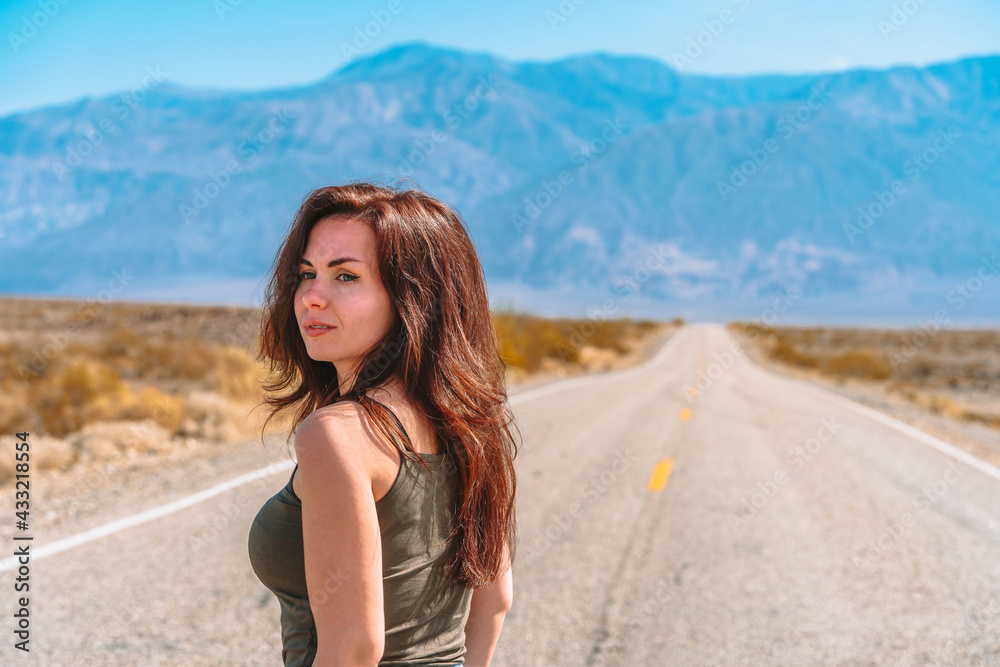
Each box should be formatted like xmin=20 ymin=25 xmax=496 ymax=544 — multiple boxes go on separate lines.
xmin=294 ymin=215 xmax=396 ymax=391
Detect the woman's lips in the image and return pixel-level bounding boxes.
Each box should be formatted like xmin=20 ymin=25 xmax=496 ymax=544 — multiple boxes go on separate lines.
xmin=304 ymin=325 xmax=335 ymax=338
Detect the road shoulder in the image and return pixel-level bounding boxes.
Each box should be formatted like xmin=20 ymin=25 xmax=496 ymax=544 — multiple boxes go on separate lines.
xmin=733 ymin=330 xmax=1000 ymax=472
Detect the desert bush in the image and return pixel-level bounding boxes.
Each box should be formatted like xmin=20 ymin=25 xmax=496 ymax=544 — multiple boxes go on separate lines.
xmin=207 ymin=345 xmax=268 ymax=402
xmin=0 ymin=393 xmax=32 ymax=439
xmin=103 ymin=321 xmax=143 ymax=358
xmin=769 ymin=339 xmax=819 ymax=369
xmin=17 ymin=358 xmax=186 ymax=438
xmin=961 ymin=409 xmax=1000 ymax=429
xmin=0 ymin=433 xmax=77 ymax=483
xmin=799 ymin=329 xmax=819 ymax=344
xmin=729 ymin=321 xmax=776 ymax=339
xmin=584 ymin=320 xmax=631 ymax=354
xmin=180 ymin=390 xmax=258 ymax=442
xmin=130 ymin=332 xmax=216 ymax=380
xmin=895 ymin=357 xmax=936 ymax=380
xmin=0 ymin=340 xmax=27 ymax=389
xmin=97 ymin=319 xmax=275 ymax=394
xmin=492 ymin=311 xmax=657 ymax=372
xmin=494 ymin=312 xmax=571 ymax=371
xmin=68 ymin=419 xmax=173 ymax=462
xmin=524 ymin=317 xmax=576 ymax=369
xmin=115 ymin=385 xmax=185 ymax=433
xmin=822 ymin=349 xmax=892 ymax=380
xmin=24 ymin=359 xmax=130 ymax=436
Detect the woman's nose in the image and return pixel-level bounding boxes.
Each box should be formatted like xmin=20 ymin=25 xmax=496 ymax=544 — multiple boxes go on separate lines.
xmin=300 ymin=280 xmax=328 ymax=308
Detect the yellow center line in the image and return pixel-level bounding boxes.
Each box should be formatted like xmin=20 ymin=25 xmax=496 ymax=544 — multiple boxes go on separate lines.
xmin=647 ymin=458 xmax=675 ymax=492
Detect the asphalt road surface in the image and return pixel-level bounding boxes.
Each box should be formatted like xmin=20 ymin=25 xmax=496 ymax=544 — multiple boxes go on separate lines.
xmin=4 ymin=323 xmax=1000 ymax=666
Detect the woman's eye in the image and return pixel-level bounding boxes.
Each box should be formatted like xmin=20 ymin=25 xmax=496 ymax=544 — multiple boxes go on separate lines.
xmin=297 ymin=270 xmax=357 ymax=283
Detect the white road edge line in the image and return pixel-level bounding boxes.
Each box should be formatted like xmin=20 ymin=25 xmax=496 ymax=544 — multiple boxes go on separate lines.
xmin=0 ymin=459 xmax=297 ymax=571
xmin=733 ymin=322 xmax=1000 ymax=484
xmin=2 ymin=328 xmax=684 ymax=571
xmin=799 ymin=381 xmax=1000 ymax=484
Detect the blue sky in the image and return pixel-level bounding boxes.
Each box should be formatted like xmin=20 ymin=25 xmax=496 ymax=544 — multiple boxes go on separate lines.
xmin=1 ymin=0 xmax=997 ymax=117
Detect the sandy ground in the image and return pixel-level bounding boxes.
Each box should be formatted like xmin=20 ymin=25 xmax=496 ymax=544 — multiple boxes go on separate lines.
xmin=731 ymin=329 xmax=1000 ymax=473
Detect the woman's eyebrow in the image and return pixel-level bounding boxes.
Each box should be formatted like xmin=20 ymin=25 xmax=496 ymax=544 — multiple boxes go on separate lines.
xmin=299 ymin=256 xmax=363 ymax=267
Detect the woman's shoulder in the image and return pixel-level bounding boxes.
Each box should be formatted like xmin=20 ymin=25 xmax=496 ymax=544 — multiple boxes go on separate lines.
xmin=297 ymin=401 xmax=361 ymax=439
xmin=304 ymin=398 xmax=366 ymax=425
xmin=295 ymin=399 xmax=395 ymax=461
xmin=292 ymin=401 xmax=379 ymax=500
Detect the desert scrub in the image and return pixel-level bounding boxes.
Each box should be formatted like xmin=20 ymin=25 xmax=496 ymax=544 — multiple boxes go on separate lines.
xmin=493 ymin=309 xmax=661 ymax=373
xmin=768 ymin=339 xmax=819 ymax=369
xmin=0 ymin=324 xmax=258 ymax=439
xmin=17 ymin=359 xmax=185 ymax=437
xmin=207 ymin=345 xmax=271 ymax=402
xmin=99 ymin=324 xmax=216 ymax=380
xmin=822 ymin=348 xmax=892 ymax=380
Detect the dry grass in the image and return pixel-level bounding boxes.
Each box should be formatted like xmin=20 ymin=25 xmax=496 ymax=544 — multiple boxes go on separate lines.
xmin=822 ymin=349 xmax=893 ymax=380
xmin=769 ymin=339 xmax=820 ymax=370
xmin=728 ymin=321 xmax=1000 ymax=430
xmin=493 ymin=306 xmax=664 ymax=372
xmin=0 ymin=297 xmax=275 ymax=483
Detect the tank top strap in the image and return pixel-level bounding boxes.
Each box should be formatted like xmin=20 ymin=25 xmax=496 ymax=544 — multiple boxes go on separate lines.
xmin=363 ymin=397 xmax=413 ymax=449
xmin=363 ymin=398 xmax=444 ymax=463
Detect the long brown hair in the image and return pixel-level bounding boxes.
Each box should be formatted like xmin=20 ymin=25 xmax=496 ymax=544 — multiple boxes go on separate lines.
xmin=254 ymin=178 xmax=518 ymax=588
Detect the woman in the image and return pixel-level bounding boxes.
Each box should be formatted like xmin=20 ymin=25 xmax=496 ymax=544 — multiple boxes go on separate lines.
xmin=247 ymin=181 xmax=518 ymax=666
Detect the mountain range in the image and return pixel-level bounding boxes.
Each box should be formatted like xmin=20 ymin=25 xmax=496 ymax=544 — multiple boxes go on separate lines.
xmin=1 ymin=41 xmax=998 ymax=325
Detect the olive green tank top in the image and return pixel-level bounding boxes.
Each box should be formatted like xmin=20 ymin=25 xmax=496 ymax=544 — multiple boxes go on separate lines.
xmin=247 ymin=400 xmax=473 ymax=666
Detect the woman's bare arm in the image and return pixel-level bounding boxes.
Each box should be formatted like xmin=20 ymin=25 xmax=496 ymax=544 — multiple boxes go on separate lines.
xmin=295 ymin=405 xmax=385 ymax=666
xmin=463 ymin=549 xmax=513 ymax=667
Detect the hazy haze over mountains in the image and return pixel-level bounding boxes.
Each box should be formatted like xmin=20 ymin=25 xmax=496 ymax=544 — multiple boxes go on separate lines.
xmin=2 ymin=42 xmax=998 ymax=325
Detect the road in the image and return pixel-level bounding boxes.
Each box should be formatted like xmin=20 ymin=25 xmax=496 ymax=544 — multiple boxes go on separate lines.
xmin=4 ymin=323 xmax=1000 ymax=665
